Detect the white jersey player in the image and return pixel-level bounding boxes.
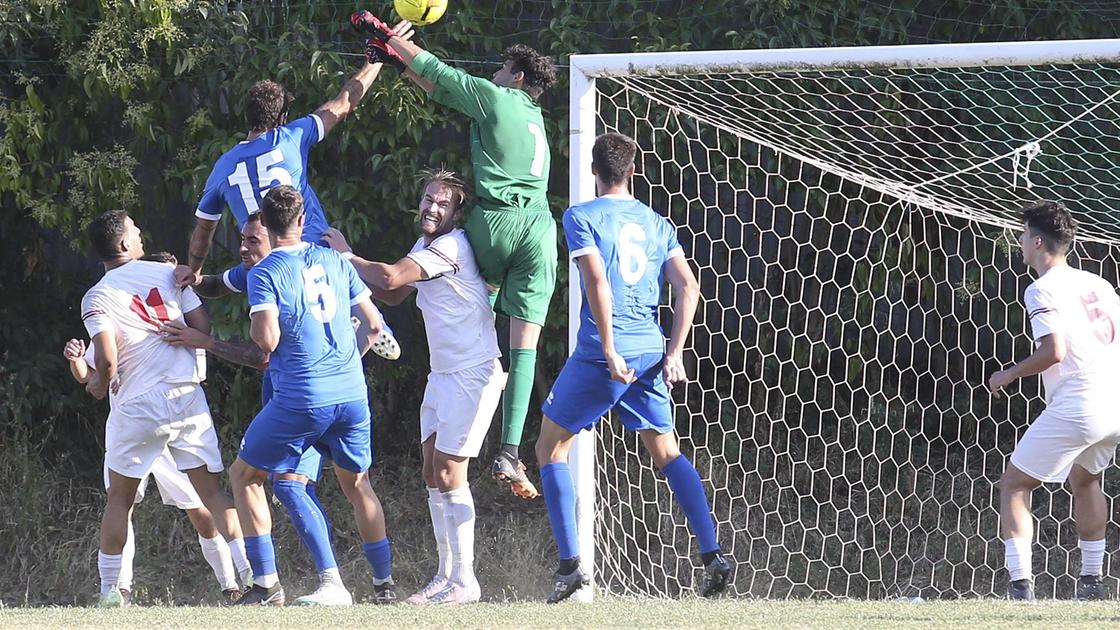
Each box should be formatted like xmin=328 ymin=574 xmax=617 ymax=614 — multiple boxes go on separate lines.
xmin=988 ymin=200 xmax=1120 ymax=601
xmin=63 ymin=334 xmax=244 ymax=603
xmin=80 ymin=211 xmax=246 ymax=607
xmin=323 ymin=169 xmax=503 ymax=605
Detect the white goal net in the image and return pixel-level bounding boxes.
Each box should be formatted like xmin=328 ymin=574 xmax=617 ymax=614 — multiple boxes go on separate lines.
xmin=568 ymin=40 xmax=1120 ymax=599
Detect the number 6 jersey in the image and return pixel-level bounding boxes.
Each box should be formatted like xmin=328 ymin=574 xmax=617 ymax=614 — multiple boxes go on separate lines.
xmin=1025 ymin=264 xmax=1120 ymax=415
xmin=80 ymin=260 xmax=206 ymax=404
xmin=563 ymin=193 xmax=683 ymax=361
xmin=247 ymin=242 xmax=371 ymax=409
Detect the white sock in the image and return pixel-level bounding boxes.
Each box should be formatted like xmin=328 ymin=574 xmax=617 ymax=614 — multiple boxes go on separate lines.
xmin=1080 ymin=538 xmax=1106 ymax=577
xmin=198 ymin=534 xmax=239 ymax=590
xmin=442 ymin=484 xmax=476 ymax=587
xmin=1005 ymin=537 xmax=1033 ymax=581
xmin=227 ymin=536 xmax=252 ymax=582
xmin=118 ymin=521 xmax=135 ymax=592
xmin=98 ymin=551 xmax=123 ymax=597
xmin=255 ymin=572 xmax=279 ymax=589
xmin=427 ymin=487 xmax=451 ymax=579
xmin=320 ymin=567 xmax=345 ymax=588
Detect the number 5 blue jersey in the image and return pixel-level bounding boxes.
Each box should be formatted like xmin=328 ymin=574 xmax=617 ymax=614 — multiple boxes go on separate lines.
xmin=247 ymin=242 xmax=371 ymax=409
xmin=563 ymin=194 xmax=684 ymax=361
xmin=195 ymin=114 xmax=330 ymax=243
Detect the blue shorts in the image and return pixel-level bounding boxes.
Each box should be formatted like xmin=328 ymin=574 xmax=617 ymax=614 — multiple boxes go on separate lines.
xmin=258 ymin=369 xmax=322 ymax=482
xmin=542 ymin=353 xmax=673 ymax=434
xmin=240 ymin=398 xmax=373 ymax=475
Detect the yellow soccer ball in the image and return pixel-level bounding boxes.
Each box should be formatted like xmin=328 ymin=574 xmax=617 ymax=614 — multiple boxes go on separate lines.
xmin=394 ymin=0 xmax=447 ymax=26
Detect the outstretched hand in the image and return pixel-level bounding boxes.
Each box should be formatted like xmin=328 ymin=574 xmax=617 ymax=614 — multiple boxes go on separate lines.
xmin=322 ymin=227 xmax=353 ymax=254
xmin=351 ymin=11 xmax=413 ymax=42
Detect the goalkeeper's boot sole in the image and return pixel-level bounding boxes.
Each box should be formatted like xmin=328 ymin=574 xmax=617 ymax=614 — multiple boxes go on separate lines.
xmin=491 ymin=453 xmax=539 ymax=499
xmin=546 ymin=568 xmax=590 ymax=604
xmin=701 ymin=554 xmax=733 ymax=597
xmin=1007 ymin=579 xmax=1035 ymax=601
xmin=1075 ymin=575 xmax=1105 ymax=601
xmin=234 ymin=584 xmax=285 ymax=606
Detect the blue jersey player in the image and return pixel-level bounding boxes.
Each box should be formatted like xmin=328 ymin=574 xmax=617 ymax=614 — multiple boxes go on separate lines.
xmin=182 ymin=27 xmax=411 ymax=282
xmin=162 ymin=215 xmax=349 ymax=604
xmin=178 ymin=53 xmax=404 ymax=354
xmin=229 ymin=185 xmax=395 ymax=606
xmin=535 ymin=133 xmax=733 ymax=603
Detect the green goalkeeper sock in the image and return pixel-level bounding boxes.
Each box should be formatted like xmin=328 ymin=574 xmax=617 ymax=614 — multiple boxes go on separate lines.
xmin=501 ymin=348 xmax=537 ymax=449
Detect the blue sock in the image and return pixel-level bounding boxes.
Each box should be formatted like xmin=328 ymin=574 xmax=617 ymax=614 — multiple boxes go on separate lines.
xmin=304 ymin=482 xmax=333 ymax=540
xmin=273 ymin=479 xmax=338 ymax=572
xmin=661 ymin=455 xmax=720 ymax=554
xmin=243 ymin=533 xmax=278 ymax=580
xmin=362 ymin=538 xmax=392 ymax=583
xmin=540 ymin=462 xmax=579 ymax=560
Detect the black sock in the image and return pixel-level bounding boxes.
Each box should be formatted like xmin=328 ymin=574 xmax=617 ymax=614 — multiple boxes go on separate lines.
xmin=559 ymin=557 xmax=580 ymax=575
xmin=500 ymin=442 xmax=519 ymax=461
xmin=701 ymin=550 xmax=721 ymax=565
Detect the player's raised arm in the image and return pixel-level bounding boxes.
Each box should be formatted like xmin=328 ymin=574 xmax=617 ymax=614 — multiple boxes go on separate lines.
xmin=314 ymin=19 xmax=416 ymax=138
xmin=662 ymin=254 xmax=700 ymax=389
xmin=185 ymin=218 xmax=219 ymax=284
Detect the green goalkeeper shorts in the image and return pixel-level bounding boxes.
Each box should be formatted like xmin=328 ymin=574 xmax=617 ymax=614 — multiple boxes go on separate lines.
xmin=463 ymin=206 xmax=558 ymax=326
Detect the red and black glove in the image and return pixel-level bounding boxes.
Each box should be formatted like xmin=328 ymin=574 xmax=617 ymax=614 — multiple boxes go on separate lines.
xmin=365 ymin=39 xmax=405 ymax=71
xmin=350 ymin=10 xmax=394 ymax=42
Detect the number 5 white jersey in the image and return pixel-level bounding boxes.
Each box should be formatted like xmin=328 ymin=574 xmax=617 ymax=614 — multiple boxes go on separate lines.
xmin=80 ymin=260 xmax=206 ymax=405
xmin=1025 ymin=264 xmax=1120 ymax=415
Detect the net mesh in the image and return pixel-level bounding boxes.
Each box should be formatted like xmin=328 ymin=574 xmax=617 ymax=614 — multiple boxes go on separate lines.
xmin=587 ymin=54 xmax=1120 ymax=599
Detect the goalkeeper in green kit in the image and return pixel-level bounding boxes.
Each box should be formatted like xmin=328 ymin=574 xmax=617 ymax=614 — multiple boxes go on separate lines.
xmin=354 ymin=11 xmax=558 ymax=499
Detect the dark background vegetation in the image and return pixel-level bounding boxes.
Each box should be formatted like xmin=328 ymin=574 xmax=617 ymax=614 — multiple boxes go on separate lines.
xmin=2 ymin=0 xmax=1118 ymax=605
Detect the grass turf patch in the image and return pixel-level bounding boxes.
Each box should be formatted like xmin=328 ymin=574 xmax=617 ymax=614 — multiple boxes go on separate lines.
xmin=2 ymin=600 xmax=1120 ymax=629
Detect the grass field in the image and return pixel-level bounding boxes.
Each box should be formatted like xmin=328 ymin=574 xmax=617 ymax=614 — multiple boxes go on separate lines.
xmin=1 ymin=599 xmax=1119 ymax=629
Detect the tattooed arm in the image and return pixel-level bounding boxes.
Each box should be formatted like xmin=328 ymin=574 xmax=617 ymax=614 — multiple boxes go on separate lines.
xmin=160 ymin=321 xmax=268 ymax=370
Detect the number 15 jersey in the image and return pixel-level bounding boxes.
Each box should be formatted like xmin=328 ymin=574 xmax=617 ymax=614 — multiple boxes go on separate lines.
xmin=1025 ymin=264 xmax=1120 ymax=415
xmin=563 ymin=193 xmax=683 ymax=362
xmin=247 ymin=242 xmax=371 ymax=409
xmin=195 ymin=114 xmax=330 ymax=243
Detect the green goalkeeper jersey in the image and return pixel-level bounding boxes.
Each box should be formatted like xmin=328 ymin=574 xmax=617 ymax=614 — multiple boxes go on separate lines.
xmin=411 ymin=51 xmax=550 ymax=213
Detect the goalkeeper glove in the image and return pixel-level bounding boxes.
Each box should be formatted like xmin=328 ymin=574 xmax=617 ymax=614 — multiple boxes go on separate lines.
xmin=350 ymin=10 xmax=394 ymax=42
xmin=366 ymin=39 xmax=406 ymax=71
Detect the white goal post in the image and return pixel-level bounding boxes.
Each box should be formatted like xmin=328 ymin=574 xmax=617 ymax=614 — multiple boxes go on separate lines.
xmin=568 ymin=39 xmax=1120 ymax=600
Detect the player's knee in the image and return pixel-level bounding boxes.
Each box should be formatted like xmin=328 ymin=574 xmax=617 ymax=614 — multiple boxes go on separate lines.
xmin=999 ymin=465 xmax=1035 ymax=494
xmin=1069 ymin=467 xmax=1101 ymax=494
xmin=271 ymin=478 xmax=306 ymax=508
xmin=230 ymin=459 xmax=265 ymax=488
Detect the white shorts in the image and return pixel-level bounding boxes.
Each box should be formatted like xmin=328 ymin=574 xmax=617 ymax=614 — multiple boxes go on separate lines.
xmin=1010 ymin=408 xmax=1120 ymax=483
xmin=419 ymin=359 xmax=505 ymax=458
xmin=103 ymin=447 xmax=204 ymax=510
xmin=105 ymin=382 xmax=224 ymax=480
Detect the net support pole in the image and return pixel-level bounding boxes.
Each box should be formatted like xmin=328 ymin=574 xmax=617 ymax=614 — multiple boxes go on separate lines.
xmin=567 ymin=60 xmax=597 ymax=603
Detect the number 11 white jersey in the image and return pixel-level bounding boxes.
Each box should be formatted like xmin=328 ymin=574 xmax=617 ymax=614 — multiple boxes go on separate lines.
xmin=81 ymin=260 xmax=206 ymax=405
xmin=1025 ymin=264 xmax=1120 ymax=415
